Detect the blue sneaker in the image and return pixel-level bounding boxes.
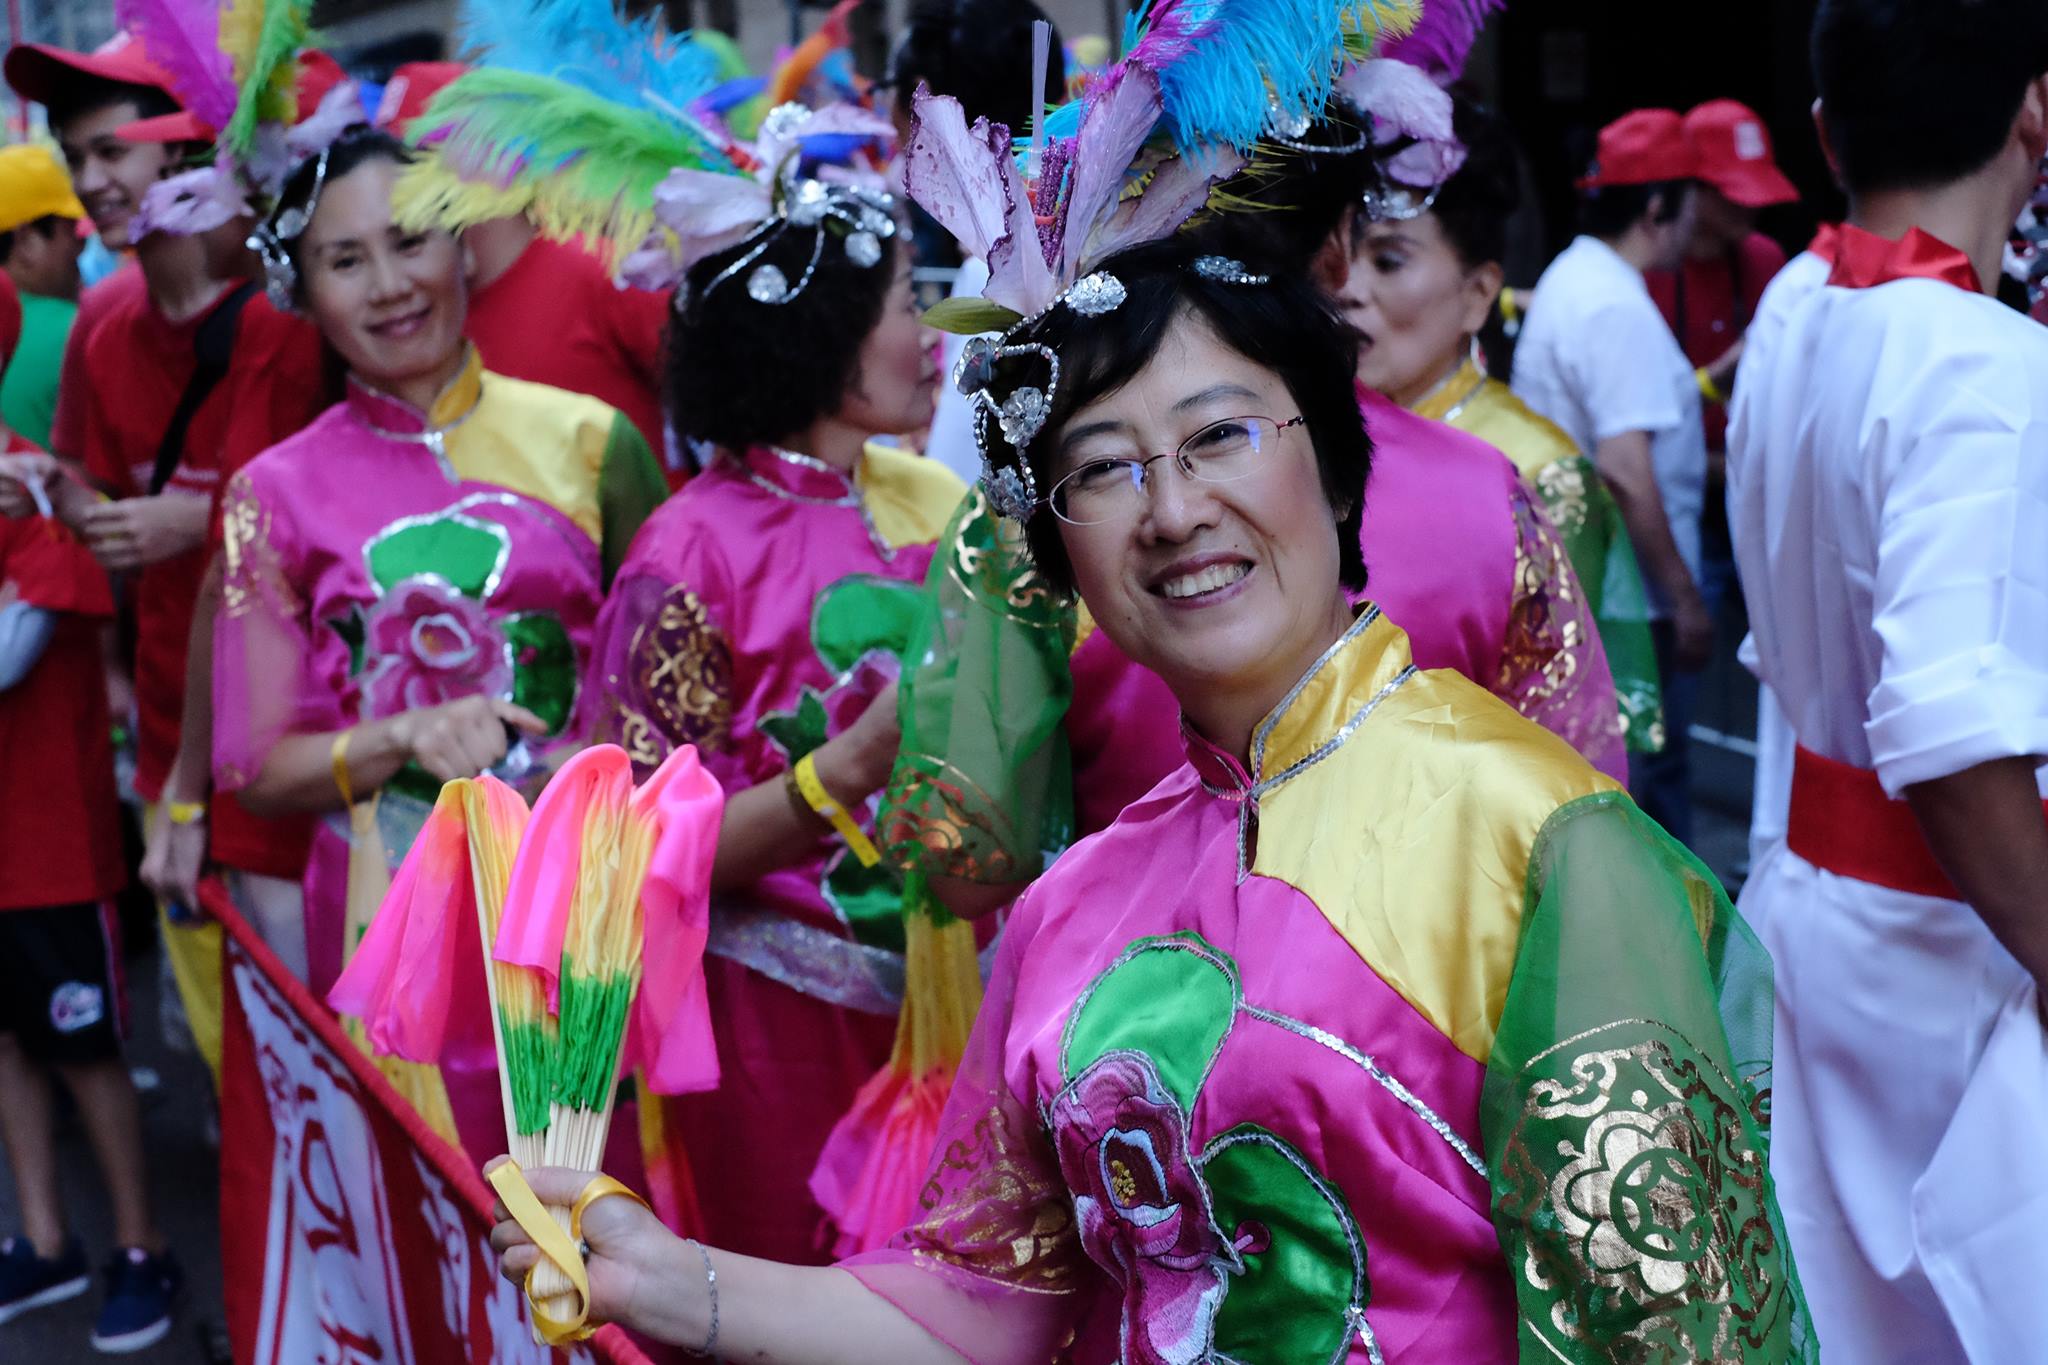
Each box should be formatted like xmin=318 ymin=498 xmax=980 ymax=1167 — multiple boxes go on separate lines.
xmin=89 ymin=1247 xmax=181 ymax=1354
xmin=0 ymin=1235 xmax=89 ymax=1324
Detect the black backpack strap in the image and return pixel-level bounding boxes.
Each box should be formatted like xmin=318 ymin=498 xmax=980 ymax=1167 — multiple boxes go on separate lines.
xmin=148 ymin=281 xmax=259 ymax=496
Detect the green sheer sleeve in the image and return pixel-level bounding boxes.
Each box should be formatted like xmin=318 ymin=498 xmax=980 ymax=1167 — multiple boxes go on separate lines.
xmin=1482 ymin=792 xmax=1813 ymax=1362
xmin=879 ymin=485 xmax=1076 ymax=885
xmin=1531 ymin=456 xmax=1664 ymax=755
xmin=596 ymin=414 xmax=670 ymax=589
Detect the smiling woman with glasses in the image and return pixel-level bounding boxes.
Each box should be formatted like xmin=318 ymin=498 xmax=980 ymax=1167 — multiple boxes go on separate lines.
xmin=488 ymin=238 xmax=1813 ymax=1364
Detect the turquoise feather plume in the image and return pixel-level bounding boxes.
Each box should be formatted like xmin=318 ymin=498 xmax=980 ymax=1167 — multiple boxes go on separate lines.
xmin=452 ymin=0 xmax=721 ymax=113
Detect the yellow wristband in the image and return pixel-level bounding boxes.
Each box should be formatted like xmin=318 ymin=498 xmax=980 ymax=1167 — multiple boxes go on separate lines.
xmin=1695 ymin=366 xmax=1728 ymax=406
xmin=165 ymin=800 xmax=207 ymax=826
xmin=331 ymin=729 xmax=356 ymax=809
xmin=792 ymin=752 xmax=881 ymax=868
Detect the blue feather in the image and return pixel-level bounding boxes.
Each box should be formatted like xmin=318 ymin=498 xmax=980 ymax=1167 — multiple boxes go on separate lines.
xmin=1132 ymin=0 xmax=1411 ymax=152
xmin=453 ymin=0 xmax=720 ymax=112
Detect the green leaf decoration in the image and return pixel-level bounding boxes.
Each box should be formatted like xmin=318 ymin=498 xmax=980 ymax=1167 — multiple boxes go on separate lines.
xmin=921 ymin=296 xmax=1024 ymax=336
xmin=823 ymin=851 xmax=907 ymax=953
xmin=503 ymin=612 xmax=578 ymax=736
xmin=365 ymin=512 xmax=510 ymax=600
xmin=1061 ymin=933 xmax=1240 ymax=1111
xmin=1203 ymin=1126 xmax=1369 ymax=1365
xmin=812 ymin=574 xmax=928 ymax=676
xmin=328 ymin=607 xmax=367 ymax=678
xmin=757 ymin=688 xmax=832 ymax=763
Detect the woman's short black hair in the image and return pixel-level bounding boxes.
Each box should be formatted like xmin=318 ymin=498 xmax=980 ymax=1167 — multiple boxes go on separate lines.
xmin=1423 ymin=96 xmax=1519 ymax=269
xmin=885 ymin=0 xmax=1066 ymax=137
xmin=277 ymin=127 xmax=415 ymax=303
xmin=665 ymin=220 xmax=900 ymax=456
xmin=997 ymin=238 xmax=1370 ymax=597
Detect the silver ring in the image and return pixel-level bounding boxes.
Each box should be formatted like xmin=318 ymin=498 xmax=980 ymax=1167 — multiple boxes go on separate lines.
xmin=576 ymin=1238 xmax=591 ymax=1260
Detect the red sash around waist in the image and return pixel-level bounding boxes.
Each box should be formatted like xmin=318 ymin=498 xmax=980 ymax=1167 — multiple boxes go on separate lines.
xmin=1787 ymin=746 xmax=1962 ymax=898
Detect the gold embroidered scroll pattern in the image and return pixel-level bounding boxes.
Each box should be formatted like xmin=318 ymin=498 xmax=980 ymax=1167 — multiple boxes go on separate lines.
xmin=219 ymin=473 xmax=297 ymax=622
xmin=614 ymin=585 xmax=732 ymax=772
xmin=949 ymin=487 xmax=1062 ymax=625
xmin=1498 ymin=484 xmax=1625 ymax=759
xmin=1498 ymin=1020 xmax=1792 ymax=1362
xmin=906 ymin=1101 xmax=1080 ymax=1294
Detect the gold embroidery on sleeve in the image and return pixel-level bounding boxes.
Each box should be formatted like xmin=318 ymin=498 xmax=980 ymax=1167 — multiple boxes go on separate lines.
xmin=612 ymin=585 xmax=733 ymax=769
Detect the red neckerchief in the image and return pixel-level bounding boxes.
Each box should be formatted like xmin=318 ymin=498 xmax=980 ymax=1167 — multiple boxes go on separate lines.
xmin=1826 ymin=224 xmax=1982 ymax=294
xmin=1808 ymin=222 xmax=1841 ymax=265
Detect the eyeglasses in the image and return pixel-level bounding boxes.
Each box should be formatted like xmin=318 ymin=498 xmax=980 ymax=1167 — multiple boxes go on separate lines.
xmin=1046 ymin=415 xmax=1305 ymax=526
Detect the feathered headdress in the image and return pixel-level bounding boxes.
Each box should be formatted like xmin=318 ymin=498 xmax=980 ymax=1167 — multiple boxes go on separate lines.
xmin=394 ymin=0 xmax=897 ymax=306
xmin=905 ymin=0 xmax=1416 ymax=517
xmin=1347 ymin=0 xmax=1507 ymax=219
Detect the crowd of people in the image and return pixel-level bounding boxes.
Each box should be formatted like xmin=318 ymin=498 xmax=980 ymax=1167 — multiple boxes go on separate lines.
xmin=0 ymin=0 xmax=2041 ymax=1359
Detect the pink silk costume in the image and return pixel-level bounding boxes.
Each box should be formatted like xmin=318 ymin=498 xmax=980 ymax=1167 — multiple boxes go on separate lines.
xmin=844 ymin=608 xmax=1811 ymax=1364
xmin=213 ymin=345 xmax=666 ymax=1162
xmin=590 ymin=442 xmax=967 ymax=1261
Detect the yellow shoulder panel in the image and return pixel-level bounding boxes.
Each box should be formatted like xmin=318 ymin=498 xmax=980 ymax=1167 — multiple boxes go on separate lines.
xmin=860 ymin=442 xmax=968 ymax=550
xmin=1252 ymin=640 xmax=1618 ymax=1063
xmin=447 ymin=371 xmax=618 ymax=543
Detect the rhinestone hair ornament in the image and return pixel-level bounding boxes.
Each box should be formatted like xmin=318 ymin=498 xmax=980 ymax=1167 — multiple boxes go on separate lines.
xmin=248 ymin=143 xmax=332 ymax=312
xmin=955 ymin=258 xmax=1270 ymax=521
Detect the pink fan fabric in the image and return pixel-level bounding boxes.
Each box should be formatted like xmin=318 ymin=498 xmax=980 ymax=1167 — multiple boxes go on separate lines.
xmin=621 ymin=744 xmax=726 ymax=1095
xmin=493 ymin=745 xmax=633 ymax=1004
xmin=327 ymin=785 xmax=495 ymax=1071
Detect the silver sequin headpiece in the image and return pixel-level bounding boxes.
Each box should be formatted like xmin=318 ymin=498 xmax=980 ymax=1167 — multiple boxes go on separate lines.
xmin=959 ymin=258 xmax=1267 ymax=521
xmin=247 ymin=144 xmax=333 ymax=313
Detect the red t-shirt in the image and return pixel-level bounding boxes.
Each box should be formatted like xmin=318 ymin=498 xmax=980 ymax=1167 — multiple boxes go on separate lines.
xmin=1646 ymin=231 xmax=1788 ymax=450
xmin=0 ymin=438 xmax=124 ymax=909
xmin=465 ymin=236 xmax=677 ymax=481
xmin=49 ymin=262 xmax=147 ymax=462
xmin=80 ymin=282 xmax=329 ymax=877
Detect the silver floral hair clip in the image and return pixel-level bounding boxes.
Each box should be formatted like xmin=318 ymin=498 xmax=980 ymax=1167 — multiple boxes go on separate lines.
xmin=247 ymin=143 xmax=334 ymax=313
xmin=960 ymin=258 xmax=1268 ymax=521
xmin=696 ymin=176 xmax=900 ymax=307
xmin=1360 ymin=174 xmax=1444 ymax=223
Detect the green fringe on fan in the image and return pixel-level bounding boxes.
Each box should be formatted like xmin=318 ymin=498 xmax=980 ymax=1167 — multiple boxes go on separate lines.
xmin=552 ymin=961 xmax=637 ymax=1113
xmin=498 ymin=1016 xmax=554 ymax=1137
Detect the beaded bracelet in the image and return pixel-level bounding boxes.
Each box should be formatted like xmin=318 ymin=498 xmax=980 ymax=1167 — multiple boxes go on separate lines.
xmin=684 ymin=1239 xmax=719 ymax=1359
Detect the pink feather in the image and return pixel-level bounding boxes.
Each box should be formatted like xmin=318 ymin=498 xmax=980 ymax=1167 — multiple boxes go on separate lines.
xmin=1383 ymin=0 xmax=1505 ymax=82
xmin=113 ymin=0 xmax=236 ymax=133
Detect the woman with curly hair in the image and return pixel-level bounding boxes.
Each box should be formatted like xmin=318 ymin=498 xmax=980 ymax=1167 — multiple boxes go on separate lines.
xmin=589 ymin=164 xmax=957 ymax=1264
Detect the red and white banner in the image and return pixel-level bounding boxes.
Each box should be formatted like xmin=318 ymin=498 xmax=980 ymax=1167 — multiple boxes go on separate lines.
xmin=210 ymin=884 xmax=653 ymax=1365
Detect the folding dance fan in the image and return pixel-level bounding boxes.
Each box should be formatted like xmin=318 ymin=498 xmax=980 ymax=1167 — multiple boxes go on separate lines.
xmin=331 ymin=742 xmax=723 ymax=1342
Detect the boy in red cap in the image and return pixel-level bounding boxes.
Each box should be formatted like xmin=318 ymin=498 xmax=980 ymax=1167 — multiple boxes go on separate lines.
xmin=0 ymin=292 xmax=178 ymax=1347
xmin=1511 ymin=108 xmax=1710 ymax=847
xmin=0 ymin=36 xmax=326 ymax=1110
xmin=1731 ymin=0 xmax=2048 ymax=1356
xmin=1647 ymin=99 xmax=1800 ymax=450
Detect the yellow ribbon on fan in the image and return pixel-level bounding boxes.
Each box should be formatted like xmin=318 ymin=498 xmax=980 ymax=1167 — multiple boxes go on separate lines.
xmin=488 ymin=1160 xmax=650 ymax=1345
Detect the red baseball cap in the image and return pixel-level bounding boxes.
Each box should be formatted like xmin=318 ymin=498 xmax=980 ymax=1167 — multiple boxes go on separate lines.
xmin=117 ymin=51 xmax=352 ymax=146
xmin=4 ymin=31 xmax=177 ymax=110
xmin=1577 ymin=109 xmax=1699 ymax=190
xmin=388 ymin=62 xmax=468 ymax=130
xmin=1684 ymin=99 xmax=1798 ymax=208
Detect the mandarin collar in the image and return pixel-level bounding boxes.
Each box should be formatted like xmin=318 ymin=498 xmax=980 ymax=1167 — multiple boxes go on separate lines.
xmin=1407 ymin=356 xmax=1487 ymax=426
xmin=1181 ymin=607 xmax=1419 ymax=877
xmin=734 ymin=444 xmax=865 ymax=502
xmin=345 ymin=343 xmax=486 ymax=436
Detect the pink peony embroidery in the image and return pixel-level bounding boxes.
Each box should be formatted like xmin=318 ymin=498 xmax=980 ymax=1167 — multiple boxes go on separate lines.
xmin=1050 ymin=1051 xmax=1236 ymax=1365
xmin=361 ymin=577 xmax=512 ymax=717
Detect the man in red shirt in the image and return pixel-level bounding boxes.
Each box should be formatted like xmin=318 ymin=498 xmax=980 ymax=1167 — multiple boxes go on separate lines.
xmin=0 ymin=407 xmax=179 ymax=1347
xmin=0 ymin=38 xmax=328 ymax=1078
xmin=1647 ymin=99 xmax=1800 ymax=454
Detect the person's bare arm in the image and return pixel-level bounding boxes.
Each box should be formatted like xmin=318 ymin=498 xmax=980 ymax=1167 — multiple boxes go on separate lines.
xmin=491 ymin=1163 xmax=972 ymax=1362
xmin=239 ymin=695 xmax=549 ymax=817
xmin=712 ymin=685 xmax=900 ymax=894
xmin=1593 ymin=430 xmax=1712 ymax=670
xmin=1906 ymin=756 xmax=2048 ymax=994
xmin=141 ymin=557 xmax=223 ymax=907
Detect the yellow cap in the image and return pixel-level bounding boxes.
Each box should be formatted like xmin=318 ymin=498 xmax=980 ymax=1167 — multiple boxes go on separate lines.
xmin=0 ymin=145 xmax=85 ymax=235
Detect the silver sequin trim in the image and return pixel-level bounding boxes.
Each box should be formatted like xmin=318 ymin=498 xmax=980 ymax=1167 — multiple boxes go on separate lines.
xmin=1244 ymin=1004 xmax=1489 ymax=1180
xmin=707 ymin=904 xmax=1000 ymax=1016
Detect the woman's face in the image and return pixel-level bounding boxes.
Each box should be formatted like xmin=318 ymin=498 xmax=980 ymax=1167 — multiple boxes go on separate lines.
xmin=1342 ymin=212 xmax=1498 ymax=407
xmin=298 ymin=157 xmax=470 ymax=397
xmin=832 ymin=251 xmax=940 ymax=436
xmin=1050 ymin=310 xmax=1349 ymax=711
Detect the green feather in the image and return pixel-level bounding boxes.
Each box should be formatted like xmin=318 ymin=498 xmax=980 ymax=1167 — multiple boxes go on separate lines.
xmin=399 ymin=67 xmax=735 ymax=261
xmin=222 ymin=0 xmax=315 ymax=160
